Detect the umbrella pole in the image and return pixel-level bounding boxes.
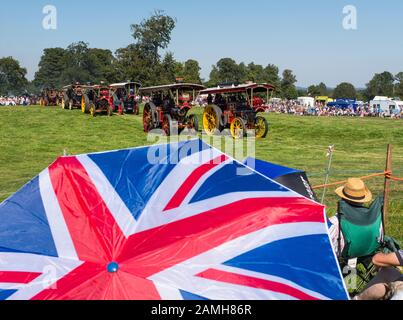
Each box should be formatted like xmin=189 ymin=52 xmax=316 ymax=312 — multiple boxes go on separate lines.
xmin=321 ymin=146 xmax=335 ymax=204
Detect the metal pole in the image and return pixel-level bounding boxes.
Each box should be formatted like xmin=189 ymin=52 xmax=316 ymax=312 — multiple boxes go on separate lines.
xmin=321 ymin=145 xmax=335 ymax=204
xmin=383 ymin=144 xmax=393 ymax=229
xmin=267 ymin=88 xmax=269 ymax=104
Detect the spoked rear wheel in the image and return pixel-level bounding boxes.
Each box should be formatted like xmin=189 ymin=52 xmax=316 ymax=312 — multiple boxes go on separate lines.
xmin=81 ymin=96 xmax=86 ymax=113
xmin=254 ymin=116 xmax=269 ymax=139
xmin=203 ymin=106 xmax=221 ymax=136
xmin=90 ymin=103 xmax=96 ymax=117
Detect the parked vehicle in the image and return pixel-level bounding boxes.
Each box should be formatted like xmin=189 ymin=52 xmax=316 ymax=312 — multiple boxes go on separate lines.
xmin=81 ymin=83 xmax=114 ymax=117
xmin=62 ymin=83 xmax=86 ymax=110
xmin=298 ymin=97 xmax=315 ymax=108
xmin=200 ymin=83 xmax=274 ymax=139
xmin=370 ymin=96 xmax=403 ymax=116
xmin=315 ymin=96 xmax=334 ymax=105
xmin=110 ymin=82 xmax=142 ymax=115
xmin=139 ymin=83 xmax=205 ymax=135
xmin=39 ymin=88 xmax=59 ymax=106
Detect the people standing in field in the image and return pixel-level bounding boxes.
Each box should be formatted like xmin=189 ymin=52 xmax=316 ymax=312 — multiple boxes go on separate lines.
xmin=0 ymin=95 xmax=32 ymax=106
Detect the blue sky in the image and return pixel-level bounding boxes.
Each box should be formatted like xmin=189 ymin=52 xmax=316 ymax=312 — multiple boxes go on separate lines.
xmin=0 ymin=0 xmax=402 ymax=87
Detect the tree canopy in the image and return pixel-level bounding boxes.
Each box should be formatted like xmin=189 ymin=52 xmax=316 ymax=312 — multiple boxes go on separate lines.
xmin=307 ymin=82 xmax=328 ymax=97
xmin=208 ymin=58 xmax=246 ymax=86
xmin=281 ymin=69 xmax=298 ymax=99
xmin=182 ymin=60 xmax=202 ymax=84
xmin=364 ymin=71 xmax=395 ymax=100
xmin=0 ymin=57 xmax=28 ymax=95
xmin=333 ymin=82 xmax=357 ymax=100
xmin=33 ymin=42 xmax=118 ymax=89
xmin=33 ymin=48 xmax=66 ymax=88
xmin=131 ymin=10 xmax=176 ymax=62
xmin=394 ymin=72 xmax=403 ymax=100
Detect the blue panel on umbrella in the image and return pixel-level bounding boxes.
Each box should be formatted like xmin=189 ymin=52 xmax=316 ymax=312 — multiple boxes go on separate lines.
xmin=223 ymin=234 xmax=346 ymax=300
xmin=0 ymin=177 xmax=57 ymax=257
xmin=0 ymin=289 xmax=17 ymax=300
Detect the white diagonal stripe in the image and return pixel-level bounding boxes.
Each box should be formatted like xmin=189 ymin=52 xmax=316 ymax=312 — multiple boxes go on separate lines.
xmin=153 ymin=282 xmax=183 ymax=300
xmin=0 ymin=253 xmax=82 ymax=300
xmin=76 ymin=155 xmax=137 ymax=237
xmin=39 ymin=169 xmax=78 ymax=260
xmin=213 ymin=264 xmax=330 ymax=300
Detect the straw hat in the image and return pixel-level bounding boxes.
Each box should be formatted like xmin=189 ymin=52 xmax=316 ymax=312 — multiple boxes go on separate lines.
xmin=335 ymin=178 xmax=372 ymax=203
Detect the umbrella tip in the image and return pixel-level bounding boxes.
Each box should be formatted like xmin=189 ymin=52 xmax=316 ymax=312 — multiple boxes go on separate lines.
xmin=107 ymin=262 xmax=119 ymax=273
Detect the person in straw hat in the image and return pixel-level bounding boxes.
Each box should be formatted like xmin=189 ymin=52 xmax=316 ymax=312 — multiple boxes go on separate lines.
xmin=328 ymin=178 xmax=373 ymax=257
xmin=335 ymin=177 xmax=373 ymax=204
xmin=329 ymin=178 xmax=403 ymax=300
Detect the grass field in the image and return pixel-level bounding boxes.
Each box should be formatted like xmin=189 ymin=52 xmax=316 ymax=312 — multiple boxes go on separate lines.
xmin=0 ymin=105 xmax=401 ymax=242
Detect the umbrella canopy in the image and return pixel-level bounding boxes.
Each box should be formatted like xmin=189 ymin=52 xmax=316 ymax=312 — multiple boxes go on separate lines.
xmin=244 ymin=158 xmax=318 ymax=202
xmin=0 ymin=139 xmax=348 ymax=300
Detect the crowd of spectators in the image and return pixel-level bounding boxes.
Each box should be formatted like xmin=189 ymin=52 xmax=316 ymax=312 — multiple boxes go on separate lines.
xmin=266 ymin=100 xmax=402 ymax=119
xmin=0 ymin=96 xmax=33 ymax=106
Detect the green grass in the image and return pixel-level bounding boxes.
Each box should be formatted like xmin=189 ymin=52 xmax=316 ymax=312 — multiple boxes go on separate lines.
xmin=0 ymin=105 xmax=402 ymax=242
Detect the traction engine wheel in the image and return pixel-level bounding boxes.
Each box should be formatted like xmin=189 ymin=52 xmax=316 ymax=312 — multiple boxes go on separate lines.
xmin=188 ymin=114 xmax=199 ymax=133
xmin=143 ymin=105 xmax=153 ymax=133
xmin=90 ymin=102 xmax=96 ymax=117
xmin=254 ymin=116 xmax=269 ymax=139
xmin=230 ymin=117 xmax=246 ymax=139
xmin=203 ymin=106 xmax=220 ymax=136
xmin=81 ymin=96 xmax=86 ymax=113
xmin=162 ymin=114 xmax=174 ymax=136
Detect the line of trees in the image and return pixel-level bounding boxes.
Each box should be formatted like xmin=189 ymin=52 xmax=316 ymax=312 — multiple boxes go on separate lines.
xmin=1 ymin=10 xmax=403 ymax=101
xmin=304 ymin=71 xmax=403 ymax=101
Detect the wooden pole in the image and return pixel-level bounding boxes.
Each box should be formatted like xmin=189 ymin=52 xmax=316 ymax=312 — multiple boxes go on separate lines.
xmin=383 ymin=144 xmax=393 ymax=229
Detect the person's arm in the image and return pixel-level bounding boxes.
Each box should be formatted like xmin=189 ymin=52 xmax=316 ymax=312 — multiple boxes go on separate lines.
xmin=372 ymin=252 xmax=401 ymax=267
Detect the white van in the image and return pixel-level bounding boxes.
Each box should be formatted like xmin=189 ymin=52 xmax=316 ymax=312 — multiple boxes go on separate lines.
xmin=297 ymin=97 xmax=315 ymax=108
xmin=370 ymin=96 xmax=402 ymax=116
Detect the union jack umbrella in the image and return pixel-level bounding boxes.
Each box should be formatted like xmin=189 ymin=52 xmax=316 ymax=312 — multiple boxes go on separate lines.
xmin=0 ymin=139 xmax=348 ymax=300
